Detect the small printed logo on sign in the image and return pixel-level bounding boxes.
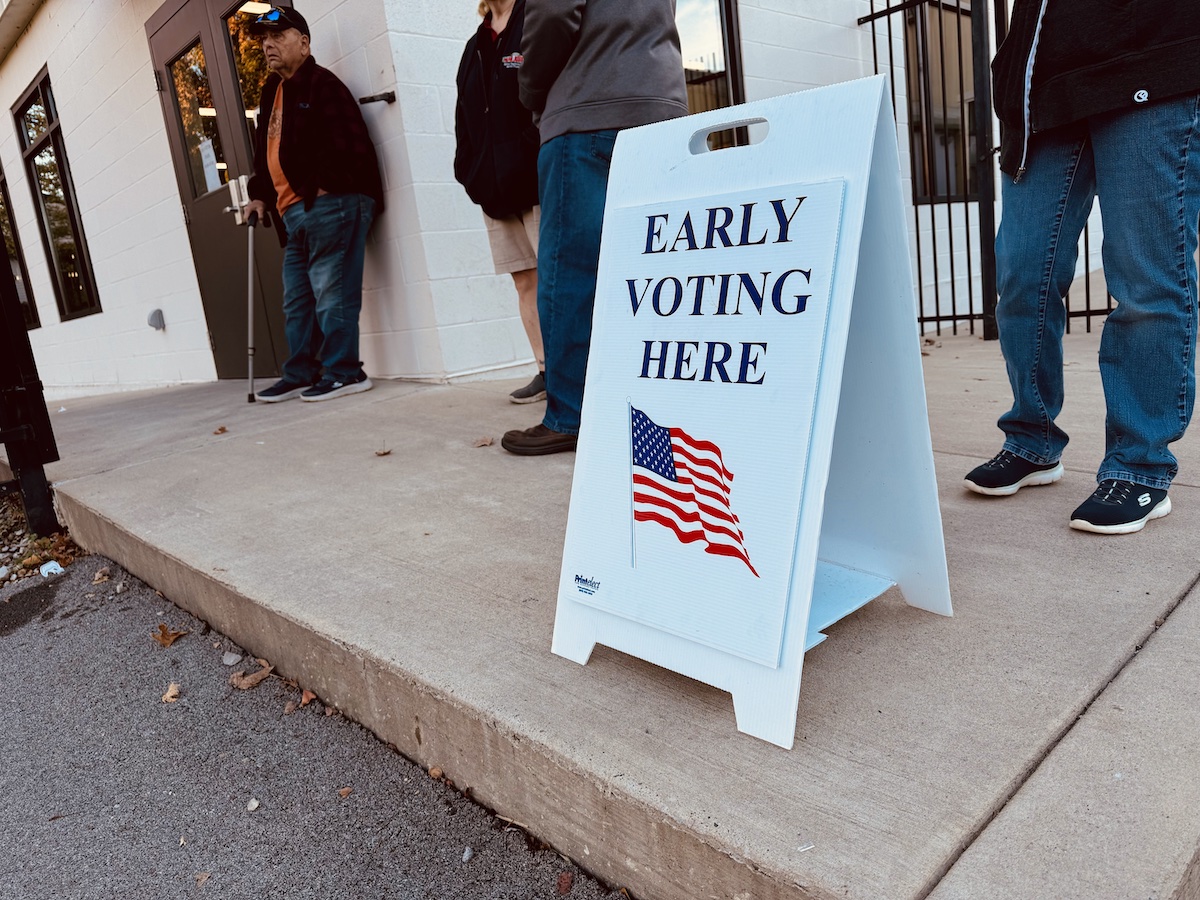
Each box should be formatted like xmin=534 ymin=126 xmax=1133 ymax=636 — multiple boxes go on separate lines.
xmin=502 ymin=52 xmax=524 ymax=69
xmin=1138 ymin=492 xmax=1152 ymax=507
xmin=1133 ymin=89 xmax=1150 ymax=103
xmin=574 ymin=574 xmax=601 ymax=596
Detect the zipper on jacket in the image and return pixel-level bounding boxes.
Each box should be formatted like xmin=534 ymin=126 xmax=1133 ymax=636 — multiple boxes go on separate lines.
xmin=1015 ymin=0 xmax=1051 ymax=182
xmin=476 ymin=48 xmax=488 ymax=114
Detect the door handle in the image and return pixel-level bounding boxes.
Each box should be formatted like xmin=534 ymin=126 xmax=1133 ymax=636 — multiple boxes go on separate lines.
xmin=224 ymin=175 xmax=251 ymax=225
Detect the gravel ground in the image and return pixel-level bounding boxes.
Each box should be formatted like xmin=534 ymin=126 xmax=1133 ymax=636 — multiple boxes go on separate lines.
xmin=0 ymin=497 xmax=617 ymax=900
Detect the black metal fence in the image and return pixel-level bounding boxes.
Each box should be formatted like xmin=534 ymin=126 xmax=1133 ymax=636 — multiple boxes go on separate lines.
xmin=860 ymin=0 xmax=1112 ymax=338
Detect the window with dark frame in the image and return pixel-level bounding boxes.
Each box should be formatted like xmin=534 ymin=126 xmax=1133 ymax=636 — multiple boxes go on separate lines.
xmin=905 ymin=1 xmax=979 ymax=204
xmin=676 ymin=0 xmax=746 ymax=149
xmin=0 ymin=165 xmax=38 ymax=329
xmin=14 ymin=69 xmax=101 ymax=321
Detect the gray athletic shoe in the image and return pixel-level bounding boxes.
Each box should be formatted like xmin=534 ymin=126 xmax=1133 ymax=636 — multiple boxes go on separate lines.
xmin=509 ymin=371 xmax=546 ymax=404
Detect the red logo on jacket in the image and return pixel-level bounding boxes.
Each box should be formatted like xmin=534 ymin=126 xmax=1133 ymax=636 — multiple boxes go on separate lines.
xmin=502 ymin=52 xmax=524 ymax=69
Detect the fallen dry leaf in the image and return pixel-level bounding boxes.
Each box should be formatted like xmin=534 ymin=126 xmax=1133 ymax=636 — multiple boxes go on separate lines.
xmin=92 ymin=567 xmax=111 ymax=585
xmin=374 ymin=448 xmax=392 ymax=457
xmin=195 ymin=873 xmax=210 ymax=887
xmin=283 ymin=701 xmax=298 ymax=715
xmin=325 ymin=707 xmax=336 ymax=717
xmin=162 ymin=683 xmax=181 ymax=703
xmin=429 ymin=766 xmax=443 ymax=780
xmin=557 ymin=872 xmax=574 ymax=895
xmin=473 ymin=436 xmax=494 ymax=448
xmin=212 ymin=426 xmax=227 ymax=435
xmin=338 ymin=787 xmax=353 ymax=798
xmin=300 ymin=689 xmax=317 ymax=707
xmin=22 ymin=554 xmax=42 ymax=568
xmin=229 ymin=661 xmax=274 ymax=690
xmin=153 ymin=623 xmax=189 ymax=648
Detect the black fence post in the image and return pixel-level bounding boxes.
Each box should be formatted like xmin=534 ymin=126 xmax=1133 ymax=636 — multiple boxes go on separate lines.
xmin=972 ymin=0 xmax=1000 ymax=340
xmin=0 ymin=242 xmax=61 ymax=537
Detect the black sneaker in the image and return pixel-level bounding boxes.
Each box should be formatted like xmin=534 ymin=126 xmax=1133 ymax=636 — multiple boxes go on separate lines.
xmin=1069 ymin=479 xmax=1171 ymax=534
xmin=300 ymin=372 xmax=373 ymax=402
xmin=964 ymin=449 xmax=1063 ymax=496
xmin=509 ymin=371 xmax=546 ymax=404
xmin=255 ymin=378 xmax=312 ymax=403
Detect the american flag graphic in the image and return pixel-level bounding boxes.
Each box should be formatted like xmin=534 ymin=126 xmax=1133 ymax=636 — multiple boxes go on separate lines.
xmin=630 ymin=406 xmax=758 ymax=577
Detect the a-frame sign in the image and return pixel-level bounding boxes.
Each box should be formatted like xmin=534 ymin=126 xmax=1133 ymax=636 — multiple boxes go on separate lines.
xmin=553 ymin=76 xmax=952 ymax=749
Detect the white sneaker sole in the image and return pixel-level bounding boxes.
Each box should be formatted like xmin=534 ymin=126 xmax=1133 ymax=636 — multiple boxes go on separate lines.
xmin=509 ymin=390 xmax=547 ymax=404
xmin=1070 ymin=496 xmax=1172 ymax=535
xmin=964 ymin=462 xmax=1063 ymax=496
xmin=300 ymin=378 xmax=373 ymax=402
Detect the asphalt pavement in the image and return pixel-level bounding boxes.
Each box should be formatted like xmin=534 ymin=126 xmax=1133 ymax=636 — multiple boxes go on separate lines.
xmin=0 ymin=552 xmax=612 ymax=900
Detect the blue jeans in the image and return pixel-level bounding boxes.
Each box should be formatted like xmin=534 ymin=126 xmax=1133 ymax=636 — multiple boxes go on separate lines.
xmin=536 ymin=130 xmax=617 ymax=435
xmin=280 ymin=193 xmax=375 ymax=384
xmin=995 ymin=92 xmax=1200 ymax=490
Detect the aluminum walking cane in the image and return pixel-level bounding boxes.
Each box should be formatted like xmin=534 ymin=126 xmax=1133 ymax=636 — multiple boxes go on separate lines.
xmin=246 ymin=209 xmax=258 ymax=403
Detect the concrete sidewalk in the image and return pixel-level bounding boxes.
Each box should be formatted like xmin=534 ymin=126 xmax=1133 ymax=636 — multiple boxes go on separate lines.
xmin=7 ymin=330 xmax=1200 ymax=900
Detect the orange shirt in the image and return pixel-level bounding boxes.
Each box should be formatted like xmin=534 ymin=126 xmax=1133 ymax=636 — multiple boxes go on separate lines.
xmin=266 ymin=87 xmax=301 ymax=214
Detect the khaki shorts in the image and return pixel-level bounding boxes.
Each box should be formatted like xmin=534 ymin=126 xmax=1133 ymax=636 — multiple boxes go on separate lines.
xmin=484 ymin=205 xmax=539 ymax=274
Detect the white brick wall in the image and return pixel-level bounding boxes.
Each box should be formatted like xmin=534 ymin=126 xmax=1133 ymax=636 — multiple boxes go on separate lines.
xmin=0 ymin=0 xmax=216 ymax=395
xmin=739 ymin=0 xmax=876 ymax=100
xmin=377 ymin=0 xmax=534 ymax=381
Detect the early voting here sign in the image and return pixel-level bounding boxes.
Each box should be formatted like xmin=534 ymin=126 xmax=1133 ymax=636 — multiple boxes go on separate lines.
xmin=553 ymin=77 xmax=952 ymax=749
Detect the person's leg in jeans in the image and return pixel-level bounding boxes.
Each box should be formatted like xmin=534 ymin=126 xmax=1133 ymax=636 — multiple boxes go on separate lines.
xmin=536 ymin=130 xmax=617 ymax=435
xmin=304 ymin=193 xmax=376 ymax=383
xmin=994 ymin=128 xmax=1097 ymax=465
xmin=1089 ymin=92 xmax=1200 ymax=491
xmin=964 ymin=127 xmax=1098 ymax=494
xmin=279 ymin=203 xmax=323 ymax=386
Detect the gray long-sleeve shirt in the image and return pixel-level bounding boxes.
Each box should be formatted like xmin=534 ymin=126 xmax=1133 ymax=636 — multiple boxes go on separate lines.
xmin=519 ymin=0 xmax=689 ymax=144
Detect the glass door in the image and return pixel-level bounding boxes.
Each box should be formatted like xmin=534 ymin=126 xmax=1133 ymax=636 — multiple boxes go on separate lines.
xmin=147 ymin=0 xmax=289 ymax=379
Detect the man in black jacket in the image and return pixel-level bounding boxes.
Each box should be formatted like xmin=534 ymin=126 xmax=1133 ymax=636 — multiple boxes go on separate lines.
xmin=964 ymin=0 xmax=1200 ymax=535
xmin=245 ymin=7 xmax=384 ymax=403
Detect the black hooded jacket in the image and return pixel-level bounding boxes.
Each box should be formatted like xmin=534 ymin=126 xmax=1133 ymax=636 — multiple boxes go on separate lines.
xmin=993 ymin=0 xmax=1200 ymax=176
xmin=248 ymin=55 xmax=384 ymax=244
xmin=454 ymin=2 xmax=540 ymax=219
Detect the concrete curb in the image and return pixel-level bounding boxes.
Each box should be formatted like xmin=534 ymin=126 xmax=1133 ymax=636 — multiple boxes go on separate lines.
xmin=54 ymin=490 xmax=815 ymax=900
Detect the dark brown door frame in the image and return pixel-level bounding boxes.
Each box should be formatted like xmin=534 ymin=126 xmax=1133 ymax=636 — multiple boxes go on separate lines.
xmin=146 ymin=0 xmax=290 ymax=378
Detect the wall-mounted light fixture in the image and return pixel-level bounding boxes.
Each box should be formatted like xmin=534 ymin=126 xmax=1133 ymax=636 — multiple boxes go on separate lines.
xmin=147 ymin=309 xmax=166 ymax=330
